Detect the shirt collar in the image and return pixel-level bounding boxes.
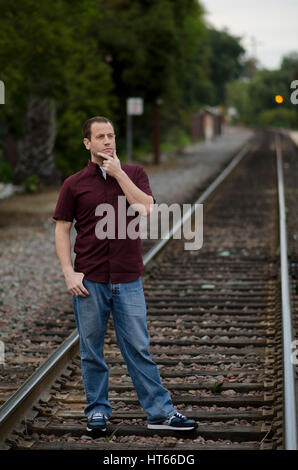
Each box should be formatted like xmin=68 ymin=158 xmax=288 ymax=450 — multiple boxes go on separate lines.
xmin=87 ymin=158 xmax=105 ymax=175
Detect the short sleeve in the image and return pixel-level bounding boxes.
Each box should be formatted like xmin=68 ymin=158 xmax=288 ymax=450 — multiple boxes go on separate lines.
xmin=53 ymin=179 xmax=75 ymax=222
xmin=135 ymin=166 xmax=156 ymax=204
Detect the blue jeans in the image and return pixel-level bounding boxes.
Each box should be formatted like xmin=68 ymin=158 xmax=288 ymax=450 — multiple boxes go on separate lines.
xmin=72 ymin=276 xmax=177 ymax=423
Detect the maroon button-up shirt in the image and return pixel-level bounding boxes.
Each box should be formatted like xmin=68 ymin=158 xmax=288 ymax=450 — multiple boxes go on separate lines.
xmin=53 ymin=159 xmax=155 ymax=283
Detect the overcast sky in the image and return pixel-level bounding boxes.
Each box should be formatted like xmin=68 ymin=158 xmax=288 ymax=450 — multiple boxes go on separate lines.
xmin=202 ymin=0 xmax=298 ymax=70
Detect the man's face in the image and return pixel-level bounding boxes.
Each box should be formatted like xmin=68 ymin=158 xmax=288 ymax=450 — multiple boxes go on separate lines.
xmin=84 ymin=121 xmax=116 ymax=162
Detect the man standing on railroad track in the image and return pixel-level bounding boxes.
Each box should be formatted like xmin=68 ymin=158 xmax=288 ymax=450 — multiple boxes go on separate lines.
xmin=53 ymin=116 xmax=198 ymax=434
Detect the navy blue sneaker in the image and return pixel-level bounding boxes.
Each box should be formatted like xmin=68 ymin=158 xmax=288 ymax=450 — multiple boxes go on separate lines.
xmin=147 ymin=411 xmax=198 ymax=431
xmin=86 ymin=412 xmax=107 ymax=432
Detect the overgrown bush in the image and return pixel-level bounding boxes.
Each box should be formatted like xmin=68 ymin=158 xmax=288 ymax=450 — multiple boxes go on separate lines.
xmin=0 ymin=151 xmax=13 ymax=183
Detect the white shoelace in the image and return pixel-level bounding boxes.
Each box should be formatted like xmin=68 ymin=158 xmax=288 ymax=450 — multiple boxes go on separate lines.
xmin=169 ymin=411 xmax=186 ymax=422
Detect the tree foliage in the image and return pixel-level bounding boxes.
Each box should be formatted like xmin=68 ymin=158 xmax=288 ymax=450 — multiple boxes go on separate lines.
xmin=202 ymin=28 xmax=245 ymax=105
xmin=0 ymin=0 xmax=245 ymax=180
xmin=226 ymin=52 xmax=298 ymax=129
xmin=0 ymin=0 xmax=114 ymax=175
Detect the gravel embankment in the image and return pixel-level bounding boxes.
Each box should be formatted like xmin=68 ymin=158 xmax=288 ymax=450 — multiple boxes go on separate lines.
xmin=147 ymin=126 xmax=254 ymax=205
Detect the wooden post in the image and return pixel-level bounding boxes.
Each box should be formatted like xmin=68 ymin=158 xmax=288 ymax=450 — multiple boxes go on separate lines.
xmin=153 ymin=98 xmax=162 ymax=165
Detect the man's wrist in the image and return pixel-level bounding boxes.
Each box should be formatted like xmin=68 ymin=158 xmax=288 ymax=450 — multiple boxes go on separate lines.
xmin=63 ymin=266 xmax=75 ymax=276
xmin=115 ymin=168 xmax=126 ymax=181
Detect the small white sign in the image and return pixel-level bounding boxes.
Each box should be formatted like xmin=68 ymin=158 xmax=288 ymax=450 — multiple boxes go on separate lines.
xmin=127 ymin=97 xmax=143 ymax=115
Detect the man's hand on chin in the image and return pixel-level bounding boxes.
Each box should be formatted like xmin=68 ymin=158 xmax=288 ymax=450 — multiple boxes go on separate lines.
xmin=98 ymin=150 xmax=122 ymax=178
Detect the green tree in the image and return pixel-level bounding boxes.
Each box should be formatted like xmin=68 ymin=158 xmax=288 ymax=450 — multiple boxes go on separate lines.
xmin=93 ymin=0 xmax=210 ymax=150
xmin=280 ymin=52 xmax=298 ymax=81
xmin=0 ymin=0 xmax=248 ymax=180
xmin=225 ymin=79 xmax=252 ymax=124
xmin=225 ymin=53 xmax=298 ymax=129
xmin=0 ymin=0 xmax=114 ymax=181
xmin=203 ymin=28 xmax=245 ymax=105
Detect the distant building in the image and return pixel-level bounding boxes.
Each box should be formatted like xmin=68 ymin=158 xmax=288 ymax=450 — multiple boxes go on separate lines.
xmin=191 ymin=106 xmax=223 ymax=141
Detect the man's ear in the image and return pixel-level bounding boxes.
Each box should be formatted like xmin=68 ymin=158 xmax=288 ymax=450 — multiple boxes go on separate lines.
xmin=83 ymin=138 xmax=91 ymax=150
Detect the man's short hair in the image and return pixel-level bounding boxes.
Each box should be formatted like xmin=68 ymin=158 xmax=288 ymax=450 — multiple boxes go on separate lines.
xmin=82 ymin=116 xmax=114 ymax=140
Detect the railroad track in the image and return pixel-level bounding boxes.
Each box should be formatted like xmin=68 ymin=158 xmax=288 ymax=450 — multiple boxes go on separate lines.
xmin=0 ymin=130 xmax=297 ymax=451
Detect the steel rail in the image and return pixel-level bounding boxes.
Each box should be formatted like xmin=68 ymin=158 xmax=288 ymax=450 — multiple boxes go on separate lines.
xmin=0 ymin=330 xmax=78 ymax=447
xmin=143 ymin=138 xmax=255 ymax=264
xmin=275 ymin=132 xmax=297 ymax=450
xmin=0 ymin=136 xmax=255 ymax=448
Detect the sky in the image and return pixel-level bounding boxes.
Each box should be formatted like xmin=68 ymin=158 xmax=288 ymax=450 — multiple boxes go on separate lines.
xmin=202 ymin=0 xmax=298 ymax=70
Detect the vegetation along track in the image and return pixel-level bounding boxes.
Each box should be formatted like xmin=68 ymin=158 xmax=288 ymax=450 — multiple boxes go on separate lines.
xmin=1 ymin=130 xmax=296 ymax=450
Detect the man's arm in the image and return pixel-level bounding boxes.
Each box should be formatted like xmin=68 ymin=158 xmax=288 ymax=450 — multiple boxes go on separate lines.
xmin=116 ymin=170 xmax=154 ymax=216
xmin=55 ymin=220 xmax=89 ymax=297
